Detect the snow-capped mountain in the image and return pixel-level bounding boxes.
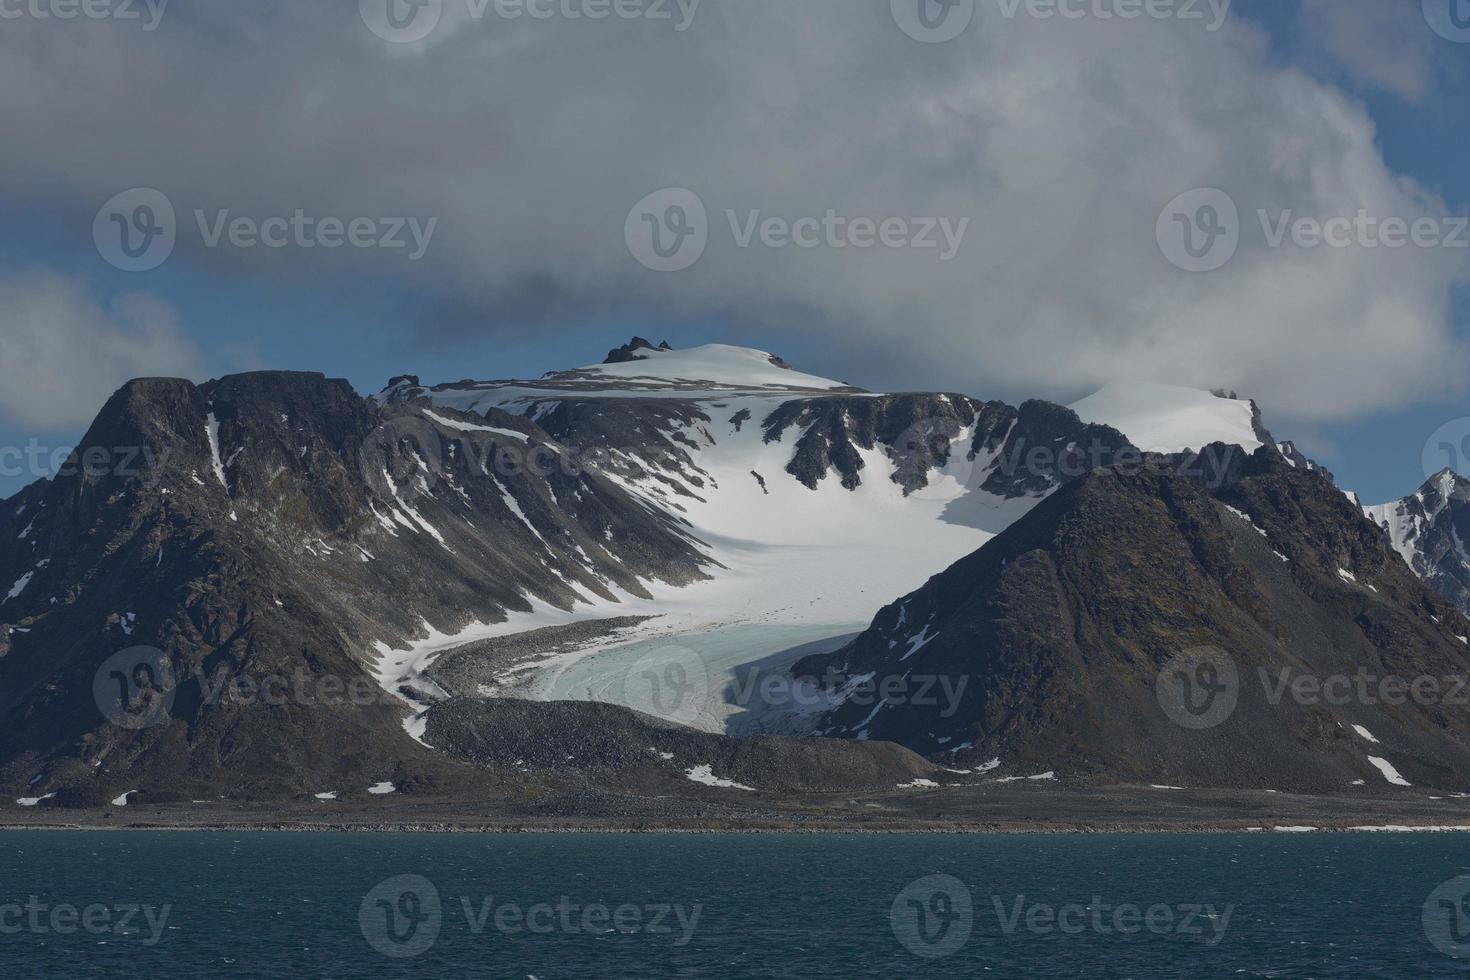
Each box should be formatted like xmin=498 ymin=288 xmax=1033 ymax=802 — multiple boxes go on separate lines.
xmin=1365 ymin=469 xmax=1470 ymax=617
xmin=4 ymin=335 xmax=1466 ymax=805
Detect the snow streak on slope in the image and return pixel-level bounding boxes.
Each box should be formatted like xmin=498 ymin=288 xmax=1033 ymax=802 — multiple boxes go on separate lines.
xmin=1070 ymin=383 xmax=1262 ymax=455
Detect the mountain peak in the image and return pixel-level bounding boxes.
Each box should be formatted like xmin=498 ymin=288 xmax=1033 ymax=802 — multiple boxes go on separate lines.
xmin=603 ymin=337 xmax=673 ymax=364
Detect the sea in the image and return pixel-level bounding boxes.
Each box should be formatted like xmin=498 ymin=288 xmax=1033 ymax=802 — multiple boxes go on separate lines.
xmin=2 ymin=831 xmax=1469 ymax=978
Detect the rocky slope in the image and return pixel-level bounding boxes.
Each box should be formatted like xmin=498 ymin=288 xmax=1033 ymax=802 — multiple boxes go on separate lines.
xmin=794 ymin=447 xmax=1470 ymax=792
xmin=0 ymin=370 xmax=711 ymax=803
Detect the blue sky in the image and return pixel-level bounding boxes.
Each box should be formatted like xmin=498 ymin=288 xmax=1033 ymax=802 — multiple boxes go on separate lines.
xmin=0 ymin=0 xmax=1467 ymax=503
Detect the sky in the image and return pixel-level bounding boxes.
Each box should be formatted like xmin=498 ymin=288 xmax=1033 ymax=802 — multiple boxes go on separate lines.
xmin=0 ymin=0 xmax=1467 ymax=503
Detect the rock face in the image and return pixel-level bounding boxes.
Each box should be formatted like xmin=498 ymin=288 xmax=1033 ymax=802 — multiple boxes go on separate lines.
xmin=794 ymin=448 xmax=1470 ymax=792
xmin=603 ymin=337 xmax=673 ymax=364
xmin=1365 ymin=469 xmax=1470 ymax=618
xmin=0 ymin=371 xmax=711 ymax=803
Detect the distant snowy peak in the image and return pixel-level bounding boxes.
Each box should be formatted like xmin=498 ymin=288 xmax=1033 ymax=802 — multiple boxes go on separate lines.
xmin=383 ymin=340 xmax=861 ymax=408
xmin=1364 ymin=469 xmax=1470 ymax=617
xmin=565 ymin=342 xmax=855 ymax=394
xmin=1068 ymin=383 xmax=1265 ymax=455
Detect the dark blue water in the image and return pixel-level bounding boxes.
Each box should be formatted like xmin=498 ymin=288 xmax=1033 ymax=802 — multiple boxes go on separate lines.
xmin=2 ymin=831 xmax=1470 ymax=978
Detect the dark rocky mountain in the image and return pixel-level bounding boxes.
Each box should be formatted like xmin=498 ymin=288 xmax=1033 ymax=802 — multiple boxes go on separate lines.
xmin=1365 ymin=469 xmax=1470 ymax=618
xmin=0 ymin=370 xmax=712 ymax=803
xmin=794 ymin=447 xmax=1470 ymax=792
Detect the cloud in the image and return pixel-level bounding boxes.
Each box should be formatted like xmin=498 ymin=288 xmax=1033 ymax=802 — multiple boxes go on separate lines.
xmin=0 ymin=271 xmax=205 ymax=430
xmin=0 ymin=1 xmax=1463 ymax=423
xmin=1298 ymin=0 xmax=1436 ymax=102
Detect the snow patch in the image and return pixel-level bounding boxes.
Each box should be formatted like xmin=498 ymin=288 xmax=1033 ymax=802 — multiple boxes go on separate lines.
xmin=1366 ymin=756 xmax=1411 ymax=787
xmin=1069 ymin=383 xmax=1263 ymax=455
xmin=685 ymin=765 xmax=756 ymax=791
xmin=205 ymin=412 xmax=229 ymax=490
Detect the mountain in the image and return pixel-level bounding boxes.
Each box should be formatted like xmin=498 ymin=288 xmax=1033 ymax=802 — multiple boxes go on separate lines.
xmin=6 ymin=337 xmax=1470 ymax=811
xmin=1364 ymin=470 xmax=1470 ymax=619
xmin=792 ymin=445 xmax=1470 ymax=791
xmin=0 ymin=369 xmax=715 ymax=803
xmin=2 ymin=340 xmax=1120 ymax=806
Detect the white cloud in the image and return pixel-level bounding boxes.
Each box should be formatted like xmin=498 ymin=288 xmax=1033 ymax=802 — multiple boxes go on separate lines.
xmin=1299 ymin=0 xmax=1436 ymax=102
xmin=0 ymin=2 xmax=1463 ymax=422
xmin=0 ymin=271 xmax=204 ymax=430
